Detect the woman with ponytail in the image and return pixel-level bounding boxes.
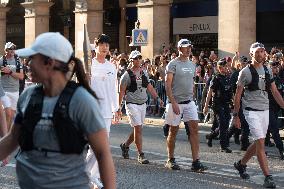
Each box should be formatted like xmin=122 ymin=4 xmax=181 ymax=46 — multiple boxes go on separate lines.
xmin=0 ymin=32 xmax=116 ymax=189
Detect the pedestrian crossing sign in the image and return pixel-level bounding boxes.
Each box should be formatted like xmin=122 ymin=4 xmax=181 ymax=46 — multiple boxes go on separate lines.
xmin=132 ymin=29 xmax=148 ymax=46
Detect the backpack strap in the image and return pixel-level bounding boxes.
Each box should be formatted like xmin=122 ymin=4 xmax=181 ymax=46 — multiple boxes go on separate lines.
xmin=18 ymin=85 xmax=44 ymax=151
xmin=126 ymin=69 xmax=137 ymax=92
xmin=15 ymin=54 xmax=22 ymax=73
xmin=263 ymin=65 xmax=272 ymax=91
xmin=2 ymin=56 xmax=7 ymax=67
xmin=53 ymin=81 xmax=87 ymax=154
xmin=53 ymin=81 xmax=78 ymax=120
xmin=246 ymin=64 xmax=260 ymax=91
xmin=141 ymin=70 xmax=150 ymax=88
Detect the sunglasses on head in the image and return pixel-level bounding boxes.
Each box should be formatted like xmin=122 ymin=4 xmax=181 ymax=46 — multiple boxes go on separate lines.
xmin=252 ymin=43 xmax=264 ymax=49
xmin=132 ymin=56 xmax=141 ymax=60
xmin=271 ymin=62 xmax=280 ymax=67
xmin=7 ymin=47 xmax=15 ymax=50
xmin=181 ymin=41 xmax=191 ymax=45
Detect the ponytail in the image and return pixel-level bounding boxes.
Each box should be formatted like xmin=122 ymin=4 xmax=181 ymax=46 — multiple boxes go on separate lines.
xmin=70 ymin=57 xmax=97 ymax=99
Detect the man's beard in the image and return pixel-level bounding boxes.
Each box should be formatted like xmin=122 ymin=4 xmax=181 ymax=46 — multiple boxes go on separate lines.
xmin=254 ymin=57 xmax=264 ymax=64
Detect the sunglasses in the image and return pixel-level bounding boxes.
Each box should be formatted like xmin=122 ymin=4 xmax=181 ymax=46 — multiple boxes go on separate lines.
xmin=271 ymin=62 xmax=280 ymax=67
xmin=7 ymin=47 xmax=16 ymax=50
xmin=132 ymin=56 xmax=142 ymax=60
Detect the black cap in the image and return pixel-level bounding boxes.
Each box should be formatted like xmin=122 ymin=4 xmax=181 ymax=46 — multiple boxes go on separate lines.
xmin=217 ymin=58 xmax=227 ymax=66
xmin=96 ymin=34 xmax=110 ymax=44
xmin=239 ymin=56 xmax=249 ymax=64
xmin=269 ymin=60 xmax=280 ymax=67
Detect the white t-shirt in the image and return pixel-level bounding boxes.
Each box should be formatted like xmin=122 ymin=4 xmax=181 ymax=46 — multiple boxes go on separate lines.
xmin=90 ymin=58 xmax=118 ymax=118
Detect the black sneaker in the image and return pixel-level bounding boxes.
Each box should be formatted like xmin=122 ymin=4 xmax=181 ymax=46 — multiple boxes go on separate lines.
xmin=221 ymin=147 xmax=232 ymax=153
xmin=138 ymin=153 xmax=149 ymax=164
xmin=165 ymin=158 xmax=180 ymax=170
xmin=263 ymin=175 xmax=276 ymax=188
xmin=206 ymin=134 xmax=213 ymax=147
xmin=207 ymin=138 xmax=213 ymax=147
xmin=120 ymin=143 xmax=129 ymax=159
xmin=191 ymin=159 xmax=207 ymax=172
xmin=265 ymin=141 xmax=275 ymax=147
xmin=234 ymin=160 xmax=250 ymax=179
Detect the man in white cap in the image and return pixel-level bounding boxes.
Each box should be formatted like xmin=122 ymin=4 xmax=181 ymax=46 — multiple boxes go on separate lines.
xmin=164 ymin=39 xmax=207 ymax=172
xmin=0 ymin=42 xmax=24 ymax=131
xmin=233 ymin=42 xmax=284 ymax=188
xmin=118 ymin=50 xmax=163 ymax=164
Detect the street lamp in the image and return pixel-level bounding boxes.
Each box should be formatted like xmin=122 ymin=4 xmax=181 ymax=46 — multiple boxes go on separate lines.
xmin=0 ymin=0 xmax=9 ymax=7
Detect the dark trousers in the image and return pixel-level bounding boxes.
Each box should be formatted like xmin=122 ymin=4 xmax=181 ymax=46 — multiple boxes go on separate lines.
xmin=215 ymin=106 xmax=231 ymax=148
xmin=267 ymin=108 xmax=284 ymax=152
xmin=239 ymin=107 xmax=250 ymax=147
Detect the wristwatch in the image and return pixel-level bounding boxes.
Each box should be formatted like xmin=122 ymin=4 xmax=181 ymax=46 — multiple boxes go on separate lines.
xmin=232 ymin=112 xmax=238 ymax=117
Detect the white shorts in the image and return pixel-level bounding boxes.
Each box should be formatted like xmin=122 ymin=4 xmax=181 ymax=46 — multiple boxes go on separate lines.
xmin=165 ymin=101 xmax=199 ymax=126
xmin=125 ymin=103 xmax=146 ymax=127
xmin=1 ymin=92 xmax=19 ymax=110
xmin=243 ymin=109 xmax=269 ymax=140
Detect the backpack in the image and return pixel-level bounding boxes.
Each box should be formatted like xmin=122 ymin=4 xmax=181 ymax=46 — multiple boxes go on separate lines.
xmin=126 ymin=69 xmax=149 ymax=92
xmin=2 ymin=54 xmax=21 ymax=73
xmin=245 ymin=64 xmax=272 ymax=91
xmin=18 ymin=81 xmax=88 ymax=154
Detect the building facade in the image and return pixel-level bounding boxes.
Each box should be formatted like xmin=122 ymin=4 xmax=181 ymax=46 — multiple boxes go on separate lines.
xmin=0 ymin=0 xmax=284 ymax=59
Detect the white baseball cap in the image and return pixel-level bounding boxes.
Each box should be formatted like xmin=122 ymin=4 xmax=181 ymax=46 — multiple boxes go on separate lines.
xmin=4 ymin=42 xmax=16 ymax=50
xmin=177 ymin=39 xmax=192 ymax=48
xmin=16 ymin=32 xmax=73 ymax=63
xmin=129 ymin=50 xmax=142 ymax=59
xmin=250 ymin=42 xmax=265 ymax=54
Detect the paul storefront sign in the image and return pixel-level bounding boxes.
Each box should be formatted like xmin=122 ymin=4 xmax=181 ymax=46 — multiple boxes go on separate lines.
xmin=173 ymin=16 xmax=218 ymax=35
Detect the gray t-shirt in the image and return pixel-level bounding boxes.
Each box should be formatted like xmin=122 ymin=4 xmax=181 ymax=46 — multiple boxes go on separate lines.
xmin=237 ymin=65 xmax=273 ymax=111
xmin=166 ymin=58 xmax=196 ymax=102
xmin=120 ymin=69 xmax=150 ymax=104
xmin=15 ymin=85 xmax=106 ymax=189
xmin=0 ymin=56 xmax=22 ymax=92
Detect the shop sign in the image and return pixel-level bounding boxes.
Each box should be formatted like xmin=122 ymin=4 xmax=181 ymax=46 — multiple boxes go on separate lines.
xmin=173 ymin=16 xmax=218 ymax=34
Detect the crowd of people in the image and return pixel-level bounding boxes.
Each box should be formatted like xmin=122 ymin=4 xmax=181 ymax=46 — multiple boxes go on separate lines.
xmin=0 ymin=32 xmax=283 ymax=189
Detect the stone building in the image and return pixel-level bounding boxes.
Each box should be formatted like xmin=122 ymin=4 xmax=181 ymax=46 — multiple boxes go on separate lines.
xmin=0 ymin=0 xmax=284 ymax=59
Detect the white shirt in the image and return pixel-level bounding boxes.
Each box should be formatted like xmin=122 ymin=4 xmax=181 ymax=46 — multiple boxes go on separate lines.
xmin=90 ymin=58 xmax=119 ymax=118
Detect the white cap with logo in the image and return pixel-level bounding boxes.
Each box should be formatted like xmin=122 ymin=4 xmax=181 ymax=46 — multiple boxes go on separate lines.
xmin=5 ymin=42 xmax=16 ymax=50
xmin=16 ymin=32 xmax=73 ymax=63
xmin=129 ymin=50 xmax=142 ymax=59
xmin=250 ymin=42 xmax=265 ymax=54
xmin=177 ymin=39 xmax=192 ymax=48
